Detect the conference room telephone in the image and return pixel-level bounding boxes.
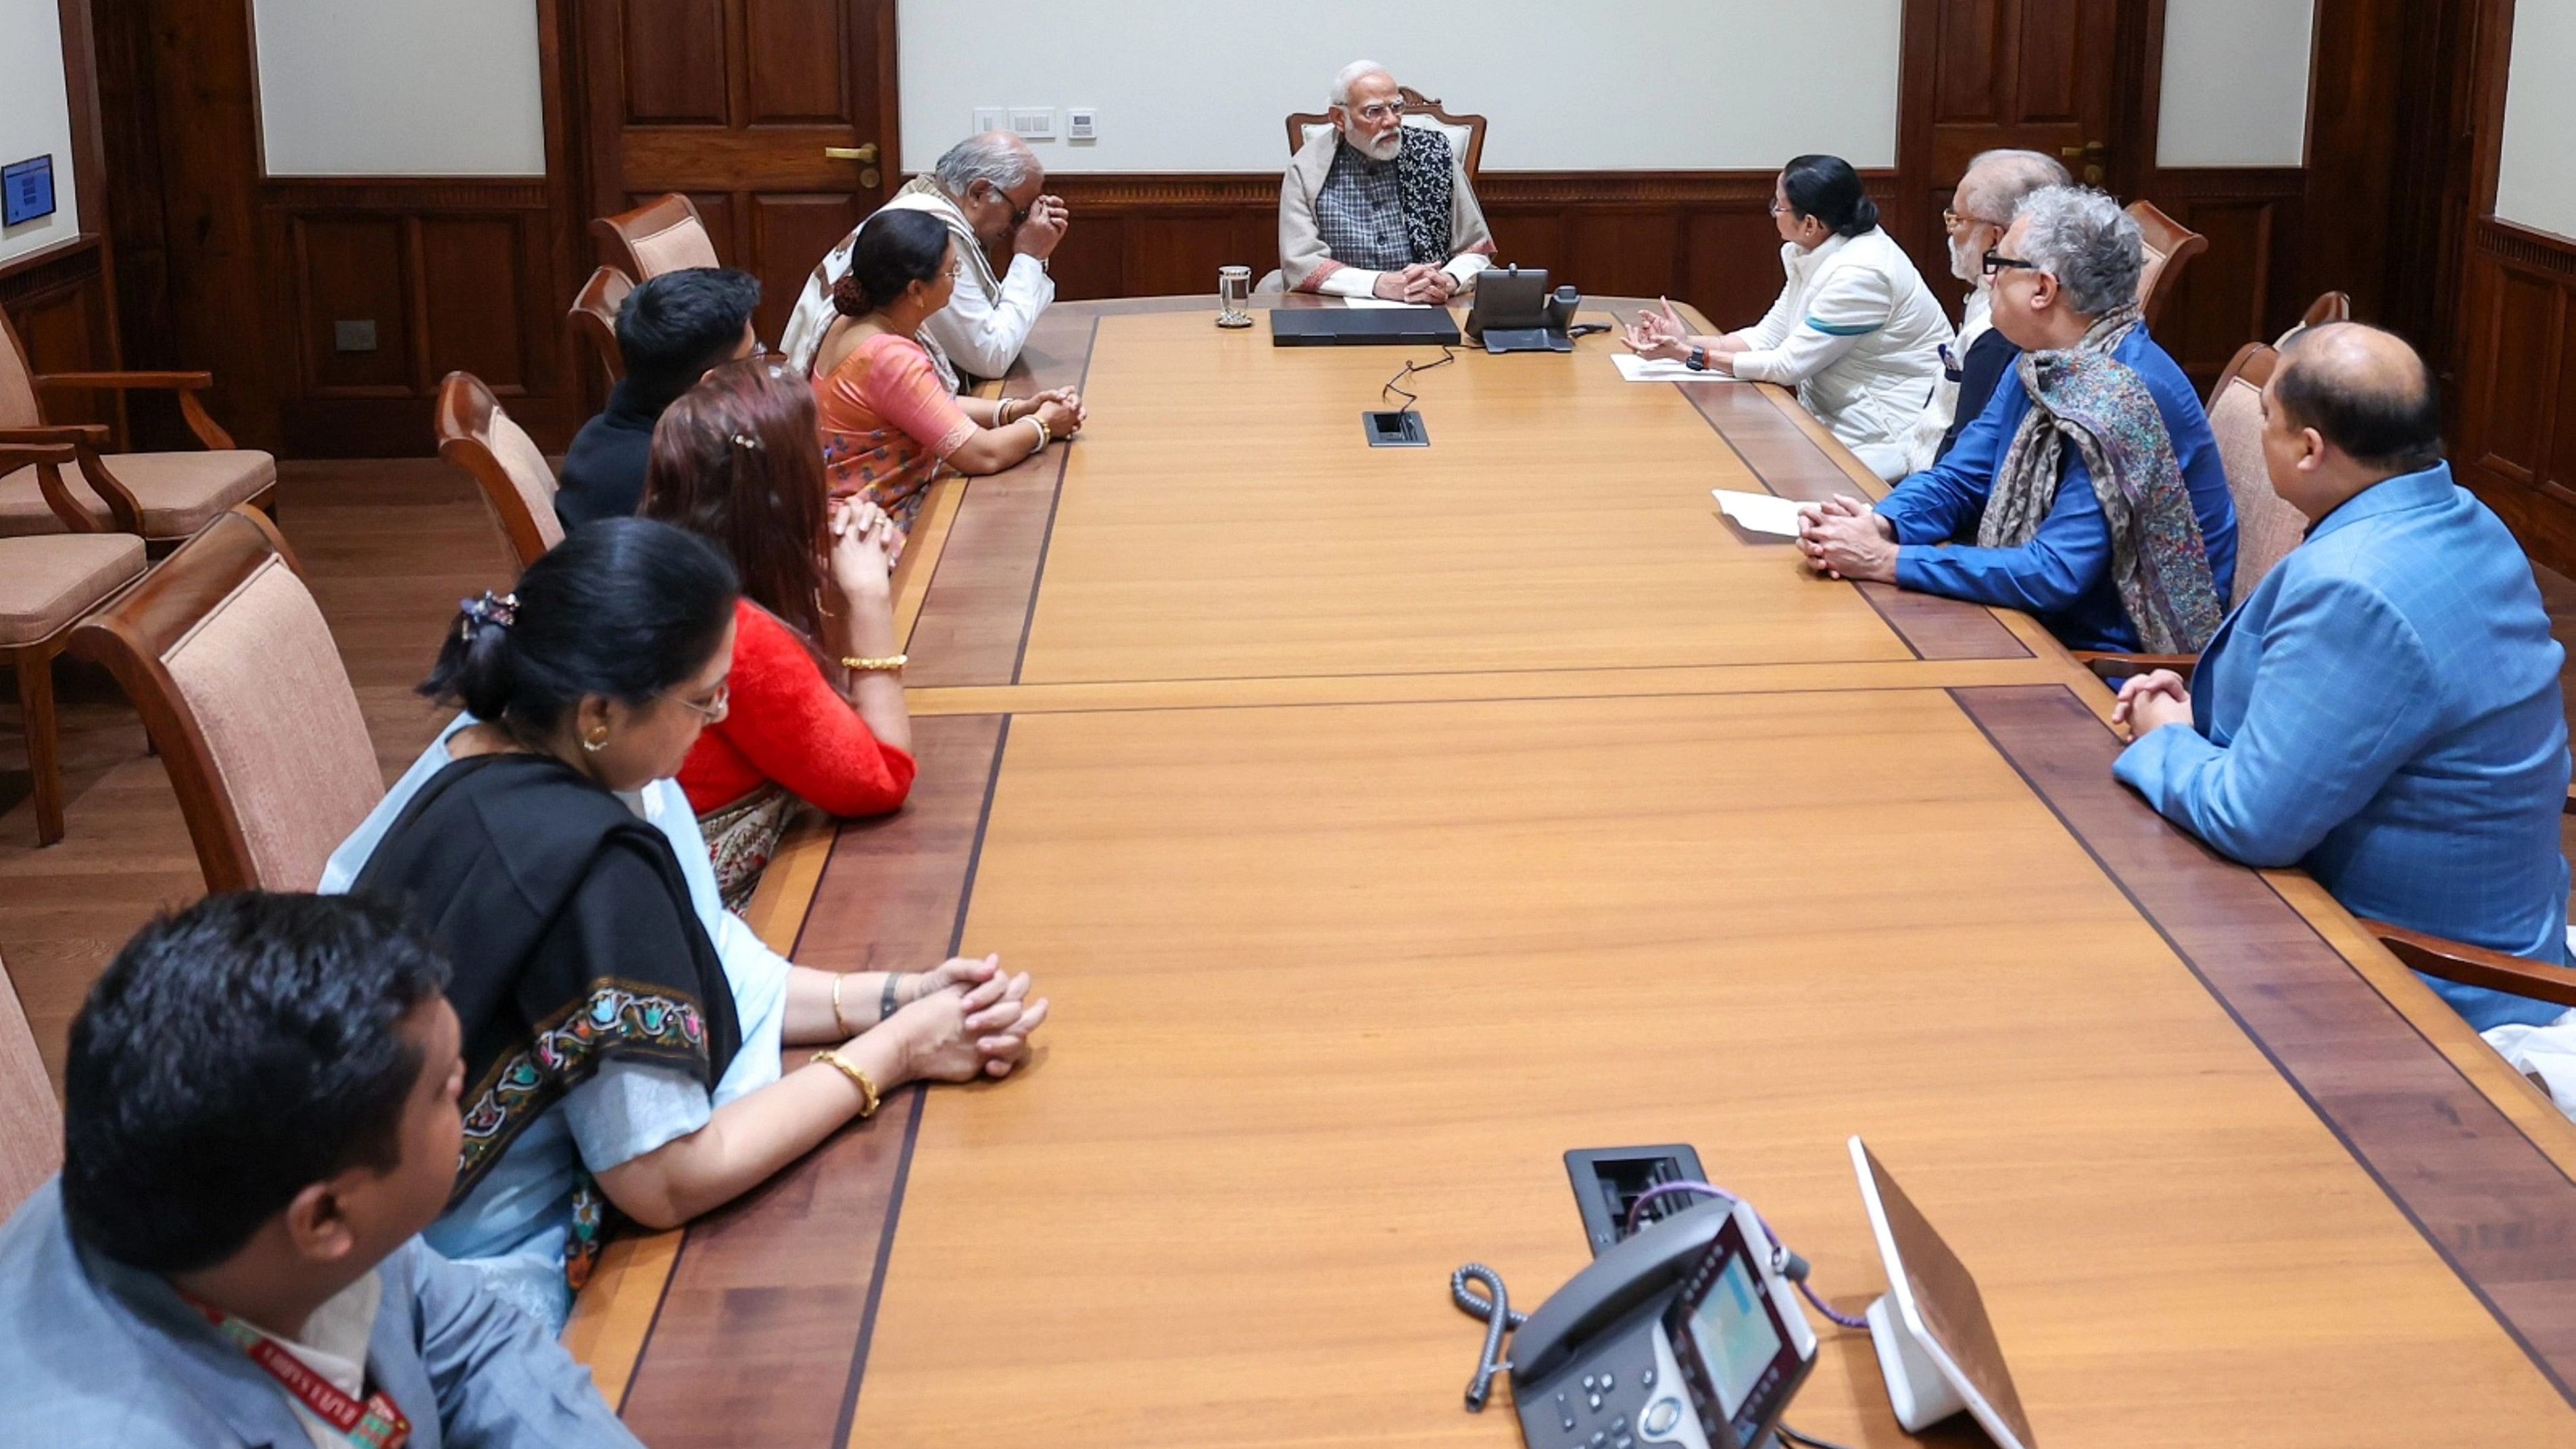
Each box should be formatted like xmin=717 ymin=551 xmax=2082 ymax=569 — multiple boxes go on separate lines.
xmin=1497 ymin=1196 xmax=1818 ymax=1449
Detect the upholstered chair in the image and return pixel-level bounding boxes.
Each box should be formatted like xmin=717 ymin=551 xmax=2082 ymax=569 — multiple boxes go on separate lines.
xmin=0 ymin=946 xmax=59 ymax=1217
xmin=0 ymin=311 xmax=276 ymax=553
xmin=435 ymin=370 xmax=564 ymax=570
xmin=69 ymin=506 xmax=383 ymax=893
xmin=0 ymin=442 xmax=149 ymax=845
xmin=593 ymin=194 xmax=721 ymax=280
xmin=570 ymin=265 xmax=635 ymax=393
xmin=2127 ymin=201 xmax=2208 ymax=331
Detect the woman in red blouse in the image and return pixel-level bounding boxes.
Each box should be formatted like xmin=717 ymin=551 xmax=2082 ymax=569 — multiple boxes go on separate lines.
xmin=643 ymin=356 xmax=917 ymax=906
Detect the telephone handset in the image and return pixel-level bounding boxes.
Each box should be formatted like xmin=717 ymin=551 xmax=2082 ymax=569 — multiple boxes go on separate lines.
xmin=1508 ymin=1198 xmax=1817 ymax=1449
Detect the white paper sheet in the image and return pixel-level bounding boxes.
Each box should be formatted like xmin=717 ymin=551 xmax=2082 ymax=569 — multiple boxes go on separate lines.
xmin=1711 ymin=489 xmax=1805 ymax=538
xmin=1339 ymin=297 xmax=1415 ymax=310
xmin=1613 ymin=352 xmax=1736 ymax=383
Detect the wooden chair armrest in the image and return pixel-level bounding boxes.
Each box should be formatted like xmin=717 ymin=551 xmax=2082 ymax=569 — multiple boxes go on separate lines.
xmin=2072 ymin=652 xmax=2199 ymax=682
xmin=0 ymin=424 xmax=143 ymax=533
xmin=35 ymin=369 xmax=214 ymax=391
xmin=2366 ymin=920 xmax=2576 ymax=1009
xmin=0 ymin=442 xmax=107 ymax=534
xmin=32 ymin=372 xmax=234 ymax=449
xmin=2564 ymin=784 xmax=2573 ymax=817
xmin=0 ymin=422 xmax=111 ymax=446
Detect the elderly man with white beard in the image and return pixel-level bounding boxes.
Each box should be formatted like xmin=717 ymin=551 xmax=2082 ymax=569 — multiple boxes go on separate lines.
xmin=1897 ymin=148 xmax=2070 ymax=472
xmin=1278 ymin=61 xmax=1495 ymax=302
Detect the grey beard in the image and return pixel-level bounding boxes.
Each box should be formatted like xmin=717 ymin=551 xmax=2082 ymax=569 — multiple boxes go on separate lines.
xmin=1346 ymin=126 xmax=1403 ymax=162
xmin=1947 ymin=232 xmax=1984 ymax=286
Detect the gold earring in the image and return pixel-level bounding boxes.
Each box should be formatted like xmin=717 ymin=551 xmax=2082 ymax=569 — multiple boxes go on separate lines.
xmin=581 ymin=727 xmax=610 ymax=754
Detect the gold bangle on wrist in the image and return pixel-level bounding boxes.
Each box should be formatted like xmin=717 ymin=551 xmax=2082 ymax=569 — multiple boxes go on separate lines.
xmin=810 ymin=1050 xmax=881 ymax=1118
xmin=840 ymin=653 xmax=907 ymax=673
xmin=829 ymin=973 xmax=855 ymax=1037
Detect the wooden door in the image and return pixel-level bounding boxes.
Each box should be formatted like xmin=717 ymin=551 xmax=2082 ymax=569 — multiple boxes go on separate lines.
xmin=1898 ymin=0 xmax=2131 ymax=291
xmin=579 ymin=0 xmax=898 ymax=344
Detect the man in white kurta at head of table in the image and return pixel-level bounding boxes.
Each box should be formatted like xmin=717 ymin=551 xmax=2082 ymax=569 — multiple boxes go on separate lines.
xmin=1278 ymin=60 xmax=1496 ymax=303
xmin=781 ymin=131 xmax=1068 ymax=385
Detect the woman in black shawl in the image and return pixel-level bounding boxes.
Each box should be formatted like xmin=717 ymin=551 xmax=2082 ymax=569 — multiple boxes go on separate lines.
xmin=346 ymin=518 xmax=1046 ymax=1327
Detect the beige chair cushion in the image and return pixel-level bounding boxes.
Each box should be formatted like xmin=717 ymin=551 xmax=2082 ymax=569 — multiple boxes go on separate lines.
xmin=629 ymin=220 xmax=720 ymax=278
xmin=0 ymin=950 xmax=59 ymax=1218
xmin=0 ymin=339 xmax=38 ymax=431
xmin=2209 ymin=373 xmax=2306 ymax=607
xmin=0 ymin=534 xmax=146 ymax=643
xmin=162 ymin=556 xmax=383 ymax=890
xmin=489 ymin=406 xmax=566 ymax=554
xmin=0 ymin=450 xmax=277 ymax=541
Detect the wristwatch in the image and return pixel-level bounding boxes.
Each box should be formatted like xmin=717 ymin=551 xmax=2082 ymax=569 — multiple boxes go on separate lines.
xmin=1686 ymin=345 xmax=1709 ymax=372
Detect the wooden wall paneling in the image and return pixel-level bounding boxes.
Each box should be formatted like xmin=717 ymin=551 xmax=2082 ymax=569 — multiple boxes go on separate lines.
xmin=625 ymin=0 xmax=728 ymax=124
xmin=2135 ymin=171 xmax=2306 ymax=391
xmin=289 ymin=215 xmax=413 ymax=397
xmin=2452 ymin=223 xmax=2576 ymax=573
xmin=420 ymin=216 xmax=537 ymax=394
xmin=748 ymin=193 xmax=862 ymax=340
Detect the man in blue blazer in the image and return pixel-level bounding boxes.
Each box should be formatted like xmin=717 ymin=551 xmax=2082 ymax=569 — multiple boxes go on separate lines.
xmin=0 ymin=893 xmax=642 ymax=1447
xmin=2113 ymin=324 xmax=2573 ymax=1030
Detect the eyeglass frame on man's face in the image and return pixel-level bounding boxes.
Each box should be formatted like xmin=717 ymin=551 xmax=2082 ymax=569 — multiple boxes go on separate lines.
xmin=1981 ymin=249 xmax=2042 ymax=280
xmin=1348 ymin=99 xmax=1407 ymax=124
xmin=1943 ymin=208 xmax=2010 ymax=233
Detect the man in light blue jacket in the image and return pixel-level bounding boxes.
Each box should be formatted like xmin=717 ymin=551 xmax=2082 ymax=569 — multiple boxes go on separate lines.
xmin=2113 ymin=324 xmax=2573 ymax=1030
xmin=0 ymin=893 xmax=642 ymax=1448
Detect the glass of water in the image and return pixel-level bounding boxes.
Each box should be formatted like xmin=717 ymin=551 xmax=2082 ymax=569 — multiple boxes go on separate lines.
xmin=1216 ymin=265 xmax=1253 ymax=328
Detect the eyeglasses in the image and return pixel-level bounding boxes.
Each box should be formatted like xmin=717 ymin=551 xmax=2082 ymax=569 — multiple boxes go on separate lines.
xmin=1767 ymin=198 xmax=1791 ymax=217
xmin=946 ymin=259 xmax=967 ymax=280
xmin=1943 ymin=209 xmax=2008 ymax=232
xmin=1351 ymin=100 xmax=1407 ymax=123
xmin=663 ymin=679 xmax=729 ymax=724
xmin=1981 ymin=249 xmax=2041 ymax=278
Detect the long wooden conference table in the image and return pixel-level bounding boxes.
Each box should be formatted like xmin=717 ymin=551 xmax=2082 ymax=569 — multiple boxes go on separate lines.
xmin=567 ymin=296 xmax=2576 ymax=1447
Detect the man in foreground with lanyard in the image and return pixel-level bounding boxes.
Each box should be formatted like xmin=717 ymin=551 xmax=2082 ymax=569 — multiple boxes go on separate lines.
xmin=0 ymin=893 xmax=640 ymax=1448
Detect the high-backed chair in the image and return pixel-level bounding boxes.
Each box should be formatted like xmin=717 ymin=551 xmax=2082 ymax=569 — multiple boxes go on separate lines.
xmin=68 ymin=506 xmax=383 ymax=893
xmin=1285 ymin=87 xmax=1487 ymax=176
xmin=570 ymin=265 xmax=633 ymax=393
xmin=2127 ymin=201 xmax=2207 ymax=330
xmin=2276 ymin=291 xmax=2352 ymax=348
xmin=593 ymin=194 xmax=720 ymax=280
xmin=2075 ymin=342 xmax=2304 ymax=682
xmin=435 ymin=370 xmax=563 ymax=570
xmin=0 ymin=311 xmax=276 ymax=553
xmin=0 ymin=947 xmax=59 ymax=1216
xmin=1 ymin=443 xmax=151 ymax=845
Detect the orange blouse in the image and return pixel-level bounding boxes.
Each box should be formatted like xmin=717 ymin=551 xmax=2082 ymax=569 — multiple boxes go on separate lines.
xmin=812 ymin=330 xmax=973 ymax=539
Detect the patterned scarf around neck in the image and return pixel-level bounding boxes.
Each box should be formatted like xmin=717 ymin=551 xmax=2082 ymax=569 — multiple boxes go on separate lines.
xmin=1976 ymin=304 xmax=2224 ymax=652
xmin=1317 ymin=128 xmax=1455 ymax=269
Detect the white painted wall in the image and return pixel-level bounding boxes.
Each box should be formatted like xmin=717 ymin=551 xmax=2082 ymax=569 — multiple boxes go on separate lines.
xmin=0 ymin=0 xmax=81 ymax=266
xmin=896 ymin=0 xmax=1903 ymax=174
xmin=2497 ymin=0 xmax=2576 ymax=241
xmin=251 ymin=0 xmax=545 ymax=176
xmin=2154 ymin=0 xmax=2316 ymax=168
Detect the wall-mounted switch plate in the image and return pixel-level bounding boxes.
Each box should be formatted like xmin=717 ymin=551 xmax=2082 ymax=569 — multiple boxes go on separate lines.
xmin=1008 ymin=107 xmax=1056 ymax=140
xmin=334 ymin=320 xmax=378 ymax=353
xmin=1066 ymin=107 xmax=1098 ymax=142
xmin=972 ymin=106 xmax=1005 ymax=134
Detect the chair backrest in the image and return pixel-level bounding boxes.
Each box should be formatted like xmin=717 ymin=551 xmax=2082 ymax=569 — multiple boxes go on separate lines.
xmin=68 ymin=507 xmax=383 ymax=894
xmin=569 ymin=266 xmax=633 ymax=393
xmin=0 ymin=308 xmax=46 ymax=430
xmin=2126 ymin=200 xmax=2207 ymax=330
xmin=1285 ymin=87 xmax=1487 ymax=176
xmin=593 ymin=193 xmax=720 ymax=280
xmin=0 ymin=947 xmax=60 ymax=1217
xmin=2204 ymin=341 xmax=2304 ymax=607
xmin=2275 ymin=290 xmax=2352 ymax=349
xmin=435 ymin=370 xmax=563 ymax=570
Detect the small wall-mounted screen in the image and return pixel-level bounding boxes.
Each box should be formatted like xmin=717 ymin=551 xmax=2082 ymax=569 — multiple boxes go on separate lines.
xmin=3 ymin=156 xmax=56 ymax=228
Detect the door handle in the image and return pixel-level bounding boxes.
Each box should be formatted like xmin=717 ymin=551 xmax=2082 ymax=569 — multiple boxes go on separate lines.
xmin=824 ymin=144 xmax=881 ymax=164
xmin=2060 ymin=141 xmax=2108 ymax=160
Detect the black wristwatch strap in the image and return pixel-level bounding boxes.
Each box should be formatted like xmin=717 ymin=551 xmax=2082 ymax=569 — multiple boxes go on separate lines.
xmin=1686 ymin=345 xmax=1709 ymax=372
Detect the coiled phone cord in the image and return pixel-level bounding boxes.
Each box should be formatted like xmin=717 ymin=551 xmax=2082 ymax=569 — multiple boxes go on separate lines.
xmin=1449 ymin=1262 xmax=1523 ymax=1411
xmin=1621 ymin=1181 xmax=1873 ymax=1331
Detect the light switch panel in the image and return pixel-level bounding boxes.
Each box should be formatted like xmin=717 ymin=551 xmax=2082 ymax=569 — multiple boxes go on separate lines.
xmin=334 ymin=320 xmax=378 ymax=353
xmin=1008 ymin=107 xmax=1056 ymax=140
xmin=973 ymin=107 xmax=1005 ymax=134
xmin=1066 ymin=107 xmax=1098 ymax=142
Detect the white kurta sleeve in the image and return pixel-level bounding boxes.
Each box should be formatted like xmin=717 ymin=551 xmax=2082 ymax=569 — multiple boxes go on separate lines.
xmin=1730 ymin=259 xmax=1891 ymax=386
xmin=1319 ymin=266 xmax=1382 ymax=297
xmin=919 ymin=253 xmax=1054 ymax=380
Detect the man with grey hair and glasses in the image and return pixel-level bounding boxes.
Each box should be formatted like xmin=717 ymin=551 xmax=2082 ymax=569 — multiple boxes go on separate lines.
xmin=1279 ymin=61 xmax=1494 ymax=302
xmin=783 ymin=130 xmax=1069 ymax=383
xmin=1799 ymin=185 xmax=2237 ymax=656
xmin=1899 ymin=148 xmax=2069 ymax=472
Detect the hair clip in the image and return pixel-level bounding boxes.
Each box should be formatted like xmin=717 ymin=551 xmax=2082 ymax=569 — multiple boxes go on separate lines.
xmin=729 ymin=432 xmax=762 ymax=451
xmin=458 ymin=590 xmax=519 ymax=640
